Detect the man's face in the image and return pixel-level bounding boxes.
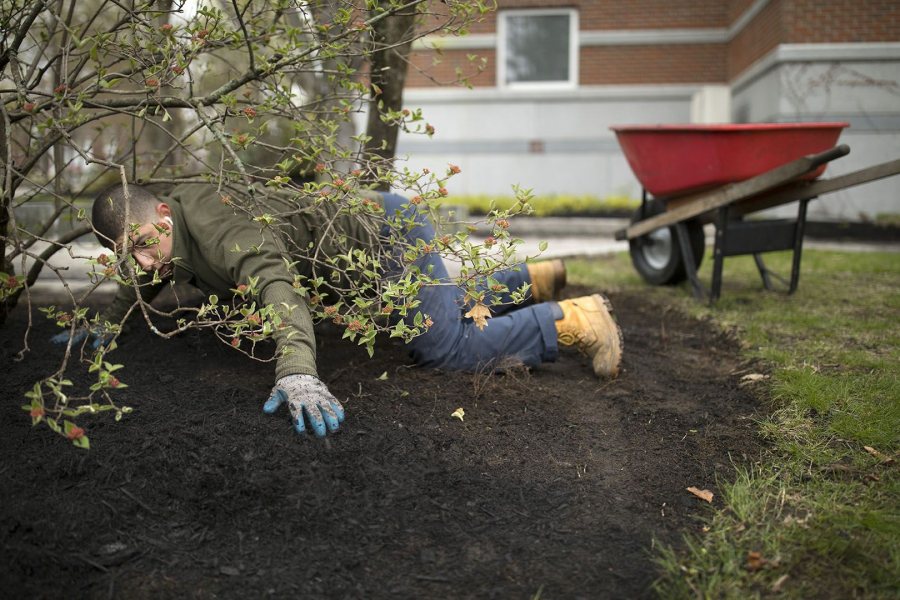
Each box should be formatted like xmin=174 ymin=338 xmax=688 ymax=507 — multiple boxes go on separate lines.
xmin=128 ymin=222 xmax=174 ymax=277
xmin=118 ymin=204 xmax=174 ymax=278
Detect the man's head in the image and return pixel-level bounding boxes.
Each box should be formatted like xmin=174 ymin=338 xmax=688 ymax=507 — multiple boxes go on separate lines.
xmin=92 ymin=184 xmax=175 ymax=276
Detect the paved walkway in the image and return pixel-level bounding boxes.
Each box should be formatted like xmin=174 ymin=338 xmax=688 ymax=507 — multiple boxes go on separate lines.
xmin=19 ymin=217 xmax=900 ymax=303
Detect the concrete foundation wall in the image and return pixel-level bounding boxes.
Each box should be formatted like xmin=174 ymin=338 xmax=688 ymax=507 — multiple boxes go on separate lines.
xmin=396 ymin=85 xmax=699 ymax=199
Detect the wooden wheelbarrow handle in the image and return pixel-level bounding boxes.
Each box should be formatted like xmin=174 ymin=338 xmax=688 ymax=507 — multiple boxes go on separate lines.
xmin=808 ymin=144 xmax=851 ymax=169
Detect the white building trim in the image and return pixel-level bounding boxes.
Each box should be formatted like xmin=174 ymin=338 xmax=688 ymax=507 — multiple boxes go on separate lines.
xmin=416 ymin=28 xmax=731 ymax=50
xmin=728 ymin=0 xmax=771 ymax=40
xmin=579 ymin=29 xmax=725 ymax=45
xmin=732 ymin=42 xmax=900 ymax=91
xmin=404 ymin=84 xmax=704 ymax=104
xmin=415 ymin=33 xmax=495 ymax=50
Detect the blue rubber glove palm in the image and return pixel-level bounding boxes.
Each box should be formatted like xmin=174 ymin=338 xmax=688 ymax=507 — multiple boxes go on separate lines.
xmin=49 ymin=327 xmax=113 ymax=349
xmin=263 ymin=374 xmax=345 ymax=438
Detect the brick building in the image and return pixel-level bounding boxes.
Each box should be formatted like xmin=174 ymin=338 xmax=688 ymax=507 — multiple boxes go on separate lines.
xmin=395 ymin=0 xmax=900 ymax=221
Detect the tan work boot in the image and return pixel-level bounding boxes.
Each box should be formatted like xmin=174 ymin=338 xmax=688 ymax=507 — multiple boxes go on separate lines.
xmin=527 ymin=259 xmax=567 ymax=302
xmin=556 ymin=294 xmax=623 ymax=378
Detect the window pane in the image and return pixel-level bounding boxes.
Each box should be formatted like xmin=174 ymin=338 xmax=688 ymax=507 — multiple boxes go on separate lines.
xmin=505 ymin=14 xmax=570 ymax=83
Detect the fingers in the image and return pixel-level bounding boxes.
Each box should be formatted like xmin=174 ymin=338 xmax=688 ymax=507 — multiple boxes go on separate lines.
xmin=293 ymin=409 xmax=308 ymax=435
xmin=50 ymin=329 xmax=87 ymax=345
xmin=292 ymin=398 xmax=342 ymax=438
xmin=263 ymin=388 xmax=287 ymax=413
xmin=49 ymin=331 xmax=70 ymax=344
xmin=318 ymin=400 xmax=342 ymax=433
xmin=302 ymin=404 xmax=327 ymax=438
xmin=328 ymin=397 xmax=345 ymax=424
xmin=51 ymin=328 xmax=114 ymax=349
xmin=280 ymin=392 xmax=327 ymax=438
xmin=91 ymin=333 xmax=113 ymax=350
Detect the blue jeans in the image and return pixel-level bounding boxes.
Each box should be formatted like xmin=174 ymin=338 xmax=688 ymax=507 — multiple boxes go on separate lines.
xmin=381 ymin=193 xmax=559 ymax=371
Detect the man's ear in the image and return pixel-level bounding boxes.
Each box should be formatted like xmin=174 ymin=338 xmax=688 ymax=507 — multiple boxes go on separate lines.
xmin=155 ymin=202 xmax=171 ymax=219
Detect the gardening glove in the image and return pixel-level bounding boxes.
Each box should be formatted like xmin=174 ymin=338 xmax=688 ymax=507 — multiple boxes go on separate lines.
xmin=263 ymin=374 xmax=345 ymax=438
xmin=49 ymin=327 xmax=114 ymax=349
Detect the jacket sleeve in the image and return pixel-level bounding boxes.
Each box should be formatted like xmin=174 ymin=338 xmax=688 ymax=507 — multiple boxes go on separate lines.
xmin=99 ymin=275 xmax=164 ymax=329
xmin=259 ymin=280 xmax=318 ymax=380
xmin=193 ymin=206 xmax=318 ymax=380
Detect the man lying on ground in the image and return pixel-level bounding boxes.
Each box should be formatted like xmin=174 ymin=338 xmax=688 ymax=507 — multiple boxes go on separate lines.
xmin=53 ymin=183 xmax=622 ymax=438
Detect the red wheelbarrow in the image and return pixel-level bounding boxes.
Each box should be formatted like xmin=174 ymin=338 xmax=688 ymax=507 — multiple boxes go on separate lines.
xmin=611 ymin=123 xmax=900 ymax=301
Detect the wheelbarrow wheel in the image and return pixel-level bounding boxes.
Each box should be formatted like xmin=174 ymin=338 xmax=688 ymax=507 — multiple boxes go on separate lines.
xmin=629 ymin=201 xmax=705 ymax=286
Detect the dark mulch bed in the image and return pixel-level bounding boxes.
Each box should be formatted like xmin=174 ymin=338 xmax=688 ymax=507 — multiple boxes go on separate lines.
xmin=1 ymin=285 xmax=762 ymax=599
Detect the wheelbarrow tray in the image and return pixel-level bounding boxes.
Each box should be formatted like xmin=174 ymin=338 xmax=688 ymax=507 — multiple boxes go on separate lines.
xmin=611 ymin=122 xmax=849 ymax=198
xmin=612 ymin=136 xmax=900 ymax=302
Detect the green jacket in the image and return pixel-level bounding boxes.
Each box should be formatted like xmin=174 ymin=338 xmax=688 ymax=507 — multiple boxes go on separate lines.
xmin=102 ymin=183 xmax=381 ymax=379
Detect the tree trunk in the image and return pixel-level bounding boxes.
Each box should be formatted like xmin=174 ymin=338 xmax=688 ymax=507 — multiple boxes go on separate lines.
xmin=364 ymin=4 xmax=417 ymax=191
xmin=0 ymin=113 xmax=11 ymax=326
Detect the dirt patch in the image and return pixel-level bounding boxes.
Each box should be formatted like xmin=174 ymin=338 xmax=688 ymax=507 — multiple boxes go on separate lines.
xmin=1 ymin=287 xmax=762 ymax=598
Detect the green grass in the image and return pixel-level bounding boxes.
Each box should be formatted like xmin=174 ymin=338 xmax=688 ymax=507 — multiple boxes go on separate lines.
xmin=443 ymin=193 xmax=640 ymax=217
xmin=568 ymin=249 xmax=900 ymax=599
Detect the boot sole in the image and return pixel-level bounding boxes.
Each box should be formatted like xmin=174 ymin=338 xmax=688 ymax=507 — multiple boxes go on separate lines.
xmin=588 ymin=293 xmax=623 ymax=378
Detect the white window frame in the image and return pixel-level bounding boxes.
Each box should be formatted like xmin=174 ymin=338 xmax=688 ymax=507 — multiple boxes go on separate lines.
xmin=497 ymin=8 xmax=579 ymax=90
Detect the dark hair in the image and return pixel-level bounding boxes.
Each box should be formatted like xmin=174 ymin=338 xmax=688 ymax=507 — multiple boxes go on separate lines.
xmin=91 ymin=184 xmax=160 ymax=249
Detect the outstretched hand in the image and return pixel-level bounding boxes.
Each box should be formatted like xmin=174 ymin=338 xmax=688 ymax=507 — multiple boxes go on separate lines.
xmin=49 ymin=327 xmax=114 ymax=349
xmin=263 ymin=374 xmax=345 ymax=438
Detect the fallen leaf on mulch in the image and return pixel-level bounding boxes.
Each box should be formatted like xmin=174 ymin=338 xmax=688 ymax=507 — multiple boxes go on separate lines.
xmin=451 ymin=407 xmax=465 ymax=421
xmin=739 ymin=373 xmax=769 ymax=386
xmin=863 ymin=445 xmax=895 ymax=465
xmin=464 ymin=303 xmax=491 ymax=331
xmin=745 ymin=551 xmax=768 ymax=571
xmin=686 ymin=487 xmax=713 ymax=503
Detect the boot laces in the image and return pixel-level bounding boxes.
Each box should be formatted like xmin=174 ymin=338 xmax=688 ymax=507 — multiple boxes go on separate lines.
xmin=557 ymin=330 xmax=593 ymax=355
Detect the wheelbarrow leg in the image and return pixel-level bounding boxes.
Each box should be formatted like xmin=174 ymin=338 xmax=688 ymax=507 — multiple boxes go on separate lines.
xmin=675 ymin=222 xmax=706 ymax=300
xmin=752 ymin=196 xmax=810 ymax=293
xmin=789 ymin=198 xmax=810 ymax=294
xmin=710 ymin=206 xmax=729 ymax=303
xmin=753 ymin=254 xmax=775 ymax=290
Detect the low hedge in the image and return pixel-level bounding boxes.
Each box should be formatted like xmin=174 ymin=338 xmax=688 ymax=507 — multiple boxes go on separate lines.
xmin=442 ymin=194 xmax=640 ymax=217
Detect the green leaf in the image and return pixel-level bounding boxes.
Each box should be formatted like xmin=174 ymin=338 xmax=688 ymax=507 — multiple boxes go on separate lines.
xmin=25 ymin=381 xmax=42 ymax=401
